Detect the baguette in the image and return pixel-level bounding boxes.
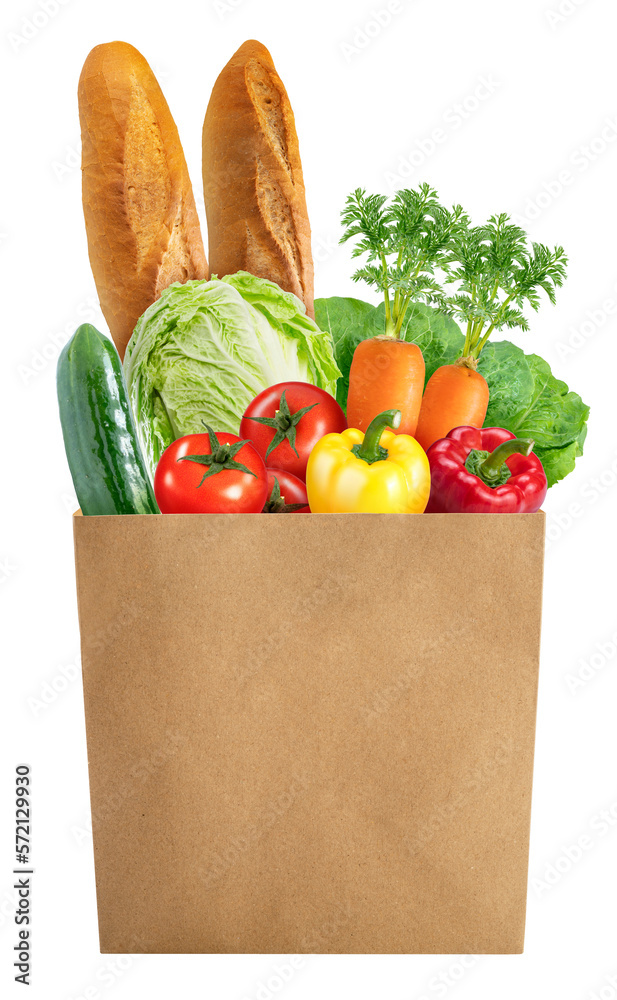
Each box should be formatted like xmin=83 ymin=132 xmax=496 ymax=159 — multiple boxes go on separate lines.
xmin=79 ymin=41 xmax=208 ymax=360
xmin=202 ymin=40 xmax=315 ymax=318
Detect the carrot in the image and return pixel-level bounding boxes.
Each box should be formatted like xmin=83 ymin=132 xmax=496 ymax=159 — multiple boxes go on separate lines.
xmin=415 ymin=360 xmax=489 ymax=452
xmin=347 ymin=337 xmax=425 ymax=437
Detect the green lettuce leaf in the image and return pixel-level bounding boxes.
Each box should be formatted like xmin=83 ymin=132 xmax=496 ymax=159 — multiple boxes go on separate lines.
xmin=476 ymin=342 xmax=535 ymax=429
xmin=125 ymin=274 xmax=340 ymax=478
xmin=480 ymin=343 xmax=590 ymax=488
xmin=315 ymin=295 xmax=589 ymax=488
xmin=485 ymin=349 xmax=590 ymax=449
xmin=535 ymin=439 xmax=583 ymax=488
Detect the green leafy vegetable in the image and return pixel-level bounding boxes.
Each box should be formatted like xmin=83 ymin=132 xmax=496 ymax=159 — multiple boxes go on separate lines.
xmin=535 ymin=429 xmax=587 ymax=489
xmin=124 ymin=273 xmax=340 ymax=478
xmin=314 ymin=295 xmax=589 ymax=488
xmin=482 ymin=347 xmax=589 ymax=449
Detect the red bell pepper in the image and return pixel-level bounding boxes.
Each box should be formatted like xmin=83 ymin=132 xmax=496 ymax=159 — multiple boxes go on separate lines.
xmin=426 ymin=426 xmax=547 ymax=513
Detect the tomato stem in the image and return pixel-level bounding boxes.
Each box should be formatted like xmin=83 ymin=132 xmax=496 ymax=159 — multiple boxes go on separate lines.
xmin=178 ymin=425 xmax=257 ymax=486
xmin=244 ymin=389 xmax=317 ymax=461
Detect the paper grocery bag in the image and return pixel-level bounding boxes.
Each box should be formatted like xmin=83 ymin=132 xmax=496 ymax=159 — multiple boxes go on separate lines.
xmin=73 ymin=511 xmax=545 ymax=954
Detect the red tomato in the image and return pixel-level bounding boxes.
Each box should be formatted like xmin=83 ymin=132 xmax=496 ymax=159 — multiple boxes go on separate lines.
xmin=264 ymin=469 xmax=311 ymax=513
xmin=154 ymin=430 xmax=268 ymax=514
xmin=240 ymin=382 xmax=346 ymax=481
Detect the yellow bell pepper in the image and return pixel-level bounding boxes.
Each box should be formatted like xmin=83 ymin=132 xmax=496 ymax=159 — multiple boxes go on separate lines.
xmin=306 ymin=409 xmax=430 ymax=513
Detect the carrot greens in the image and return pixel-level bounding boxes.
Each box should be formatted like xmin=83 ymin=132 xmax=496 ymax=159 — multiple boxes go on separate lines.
xmin=340 ymin=184 xmax=467 ymax=338
xmin=447 ymin=213 xmax=568 ymax=360
xmin=340 ymin=185 xmax=567 ymax=359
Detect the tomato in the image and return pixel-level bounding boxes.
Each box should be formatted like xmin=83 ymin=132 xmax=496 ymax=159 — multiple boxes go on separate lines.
xmin=263 ymin=468 xmax=311 ymax=513
xmin=154 ymin=428 xmax=268 ymax=514
xmin=240 ymin=382 xmax=347 ymax=481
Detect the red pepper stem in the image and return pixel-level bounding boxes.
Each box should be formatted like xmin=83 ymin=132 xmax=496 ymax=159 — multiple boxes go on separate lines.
xmin=356 ymin=409 xmax=402 ymax=464
xmin=480 ymin=438 xmax=534 ymax=479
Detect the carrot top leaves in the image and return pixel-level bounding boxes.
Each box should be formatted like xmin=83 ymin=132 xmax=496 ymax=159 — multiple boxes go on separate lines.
xmin=340 ymin=187 xmax=567 ymax=358
xmin=447 ymin=213 xmax=568 ymax=358
xmin=340 ymin=184 xmax=468 ymax=338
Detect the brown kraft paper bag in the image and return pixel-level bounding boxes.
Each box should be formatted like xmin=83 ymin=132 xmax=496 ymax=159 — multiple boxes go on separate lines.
xmin=73 ymin=510 xmax=545 ymax=954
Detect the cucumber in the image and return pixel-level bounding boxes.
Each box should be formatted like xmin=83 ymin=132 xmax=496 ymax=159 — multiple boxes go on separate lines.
xmin=57 ymin=324 xmax=160 ymax=515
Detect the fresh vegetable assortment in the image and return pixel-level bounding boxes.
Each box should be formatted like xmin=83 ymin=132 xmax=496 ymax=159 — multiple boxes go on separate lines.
xmin=337 ymin=187 xmax=569 ymax=454
xmin=58 ymin=184 xmax=588 ymax=518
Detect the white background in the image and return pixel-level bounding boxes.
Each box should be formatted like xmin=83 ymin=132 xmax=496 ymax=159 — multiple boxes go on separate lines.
xmin=2 ymin=0 xmax=617 ymax=996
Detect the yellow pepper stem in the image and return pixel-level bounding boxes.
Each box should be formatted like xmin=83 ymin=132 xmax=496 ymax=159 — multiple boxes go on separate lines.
xmin=355 ymin=409 xmax=402 ymax=465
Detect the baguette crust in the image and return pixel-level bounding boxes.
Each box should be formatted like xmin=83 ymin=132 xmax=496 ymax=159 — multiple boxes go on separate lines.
xmin=202 ymin=40 xmax=314 ymax=318
xmin=79 ymin=41 xmax=208 ymax=359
